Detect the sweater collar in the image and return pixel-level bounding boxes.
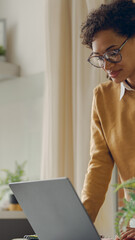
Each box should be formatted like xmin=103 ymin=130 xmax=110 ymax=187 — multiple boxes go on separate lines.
xmin=120 ymin=80 xmax=135 ymax=100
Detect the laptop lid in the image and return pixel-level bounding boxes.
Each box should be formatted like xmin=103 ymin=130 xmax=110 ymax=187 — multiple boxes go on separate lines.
xmin=9 ymin=177 xmax=100 ymax=240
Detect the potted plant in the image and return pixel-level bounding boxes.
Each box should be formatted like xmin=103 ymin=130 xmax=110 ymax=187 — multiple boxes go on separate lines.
xmin=0 ymin=45 xmax=6 ymax=61
xmin=114 ymin=178 xmax=135 ymax=237
xmin=0 ymin=161 xmax=27 ymax=211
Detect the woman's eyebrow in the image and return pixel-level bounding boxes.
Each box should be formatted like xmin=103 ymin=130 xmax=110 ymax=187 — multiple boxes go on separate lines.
xmin=92 ymin=44 xmax=117 ymax=55
xmin=105 ymin=44 xmax=117 ymax=51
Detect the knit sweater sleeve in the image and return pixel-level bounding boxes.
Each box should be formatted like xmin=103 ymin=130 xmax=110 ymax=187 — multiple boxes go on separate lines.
xmin=81 ymin=87 xmax=114 ymax=223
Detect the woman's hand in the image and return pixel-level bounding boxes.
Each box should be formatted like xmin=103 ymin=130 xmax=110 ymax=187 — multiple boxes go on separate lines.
xmin=101 ymin=229 xmax=135 ymax=240
xmin=119 ymin=227 xmax=135 ymax=239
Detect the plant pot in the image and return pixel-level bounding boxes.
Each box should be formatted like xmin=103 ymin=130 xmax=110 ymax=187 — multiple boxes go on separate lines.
xmin=9 ymin=194 xmax=18 ymax=204
xmin=8 ymin=194 xmax=22 ymax=211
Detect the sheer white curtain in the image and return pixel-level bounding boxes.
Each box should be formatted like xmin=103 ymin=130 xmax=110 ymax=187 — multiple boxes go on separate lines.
xmin=41 ymin=0 xmax=116 ymax=237
xmin=41 ymin=0 xmax=106 ymax=192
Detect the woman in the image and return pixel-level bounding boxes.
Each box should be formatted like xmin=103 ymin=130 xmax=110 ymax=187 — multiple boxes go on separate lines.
xmin=80 ymin=0 xmax=135 ymax=239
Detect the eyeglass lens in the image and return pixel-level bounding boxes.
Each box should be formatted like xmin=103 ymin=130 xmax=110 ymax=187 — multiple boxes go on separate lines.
xmin=90 ymin=51 xmax=122 ymax=68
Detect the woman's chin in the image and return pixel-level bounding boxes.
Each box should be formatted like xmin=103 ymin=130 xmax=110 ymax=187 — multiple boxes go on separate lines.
xmin=111 ymin=77 xmax=124 ymax=84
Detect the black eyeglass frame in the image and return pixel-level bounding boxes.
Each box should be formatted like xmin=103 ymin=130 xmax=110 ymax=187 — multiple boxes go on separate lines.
xmin=87 ymin=38 xmax=128 ymax=68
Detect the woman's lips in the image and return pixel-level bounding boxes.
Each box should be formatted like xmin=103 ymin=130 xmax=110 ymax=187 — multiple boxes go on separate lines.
xmin=108 ymin=70 xmax=121 ymax=78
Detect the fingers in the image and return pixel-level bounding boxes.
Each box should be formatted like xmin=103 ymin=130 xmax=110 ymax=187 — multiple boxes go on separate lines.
xmin=120 ymin=227 xmax=135 ymax=239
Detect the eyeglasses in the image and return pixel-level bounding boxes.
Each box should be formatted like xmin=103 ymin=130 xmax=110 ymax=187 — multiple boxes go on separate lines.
xmin=88 ymin=38 xmax=128 ymax=68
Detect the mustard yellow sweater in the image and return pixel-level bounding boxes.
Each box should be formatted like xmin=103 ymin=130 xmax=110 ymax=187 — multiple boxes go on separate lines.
xmin=81 ymin=80 xmax=135 ymax=222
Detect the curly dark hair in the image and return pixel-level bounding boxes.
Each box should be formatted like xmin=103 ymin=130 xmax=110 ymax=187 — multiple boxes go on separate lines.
xmin=81 ymin=0 xmax=135 ymax=49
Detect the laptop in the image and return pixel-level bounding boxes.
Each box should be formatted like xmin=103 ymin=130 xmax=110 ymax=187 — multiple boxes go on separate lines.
xmin=9 ymin=177 xmax=101 ymax=240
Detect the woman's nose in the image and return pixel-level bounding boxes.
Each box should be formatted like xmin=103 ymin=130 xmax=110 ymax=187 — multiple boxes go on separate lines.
xmin=103 ymin=59 xmax=115 ymax=70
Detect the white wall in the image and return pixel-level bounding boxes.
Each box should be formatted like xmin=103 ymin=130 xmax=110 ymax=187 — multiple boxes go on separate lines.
xmin=0 ymin=73 xmax=44 ymax=208
xmin=0 ymin=0 xmax=45 ymax=76
xmin=0 ymin=1 xmax=45 ymax=207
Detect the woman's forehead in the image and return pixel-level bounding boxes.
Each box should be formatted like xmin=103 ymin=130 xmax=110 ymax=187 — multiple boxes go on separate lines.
xmin=92 ymin=29 xmax=124 ymax=54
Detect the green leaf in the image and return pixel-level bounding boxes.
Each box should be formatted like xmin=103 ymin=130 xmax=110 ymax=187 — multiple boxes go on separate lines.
xmin=114 ymin=178 xmax=135 ymax=236
xmin=0 ymin=46 xmax=6 ymax=56
xmin=0 ymin=161 xmax=27 ymax=200
xmin=113 ymin=178 xmax=135 ymax=192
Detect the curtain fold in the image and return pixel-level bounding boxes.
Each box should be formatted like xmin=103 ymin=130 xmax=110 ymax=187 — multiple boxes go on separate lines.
xmin=41 ymin=0 xmax=106 ymax=192
xmin=41 ymin=0 xmax=74 ymax=182
xmin=41 ymin=0 xmax=116 ymax=237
